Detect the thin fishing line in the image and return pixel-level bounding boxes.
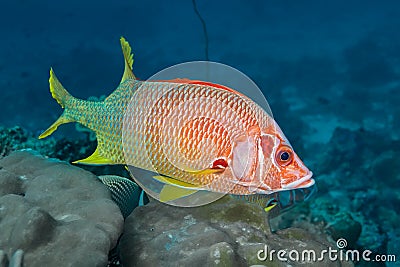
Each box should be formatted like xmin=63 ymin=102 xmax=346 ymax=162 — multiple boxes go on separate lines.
xmin=192 ymin=0 xmax=209 ymax=61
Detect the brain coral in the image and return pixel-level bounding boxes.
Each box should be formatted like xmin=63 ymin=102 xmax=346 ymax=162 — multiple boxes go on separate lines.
xmin=0 ymin=150 xmax=124 ymax=267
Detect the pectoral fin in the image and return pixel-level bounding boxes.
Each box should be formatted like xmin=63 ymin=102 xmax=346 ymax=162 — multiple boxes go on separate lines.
xmin=183 ymin=159 xmax=227 ymax=176
xmin=185 ymin=168 xmax=224 ymax=176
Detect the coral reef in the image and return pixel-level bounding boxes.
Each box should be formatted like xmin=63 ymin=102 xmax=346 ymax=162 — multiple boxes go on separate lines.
xmin=0 ymin=150 xmax=124 ymax=267
xmin=0 ymin=126 xmax=55 ymax=158
xmin=314 ymin=126 xmax=398 ymax=253
xmin=1 ymin=124 xmax=398 ymax=266
xmin=0 ymin=125 xmax=129 ymax=178
xmin=119 ymin=196 xmax=354 ymax=266
xmin=0 ymin=249 xmax=23 ymax=267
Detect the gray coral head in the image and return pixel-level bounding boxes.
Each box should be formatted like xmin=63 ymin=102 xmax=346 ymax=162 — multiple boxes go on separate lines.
xmin=0 ymin=249 xmax=24 ymax=267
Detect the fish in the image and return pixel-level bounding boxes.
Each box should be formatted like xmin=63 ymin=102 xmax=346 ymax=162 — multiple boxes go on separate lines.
xmin=98 ymin=175 xmax=141 ymax=218
xmin=39 ymin=37 xmax=314 ymax=202
xmin=235 ymin=183 xmax=317 ymax=216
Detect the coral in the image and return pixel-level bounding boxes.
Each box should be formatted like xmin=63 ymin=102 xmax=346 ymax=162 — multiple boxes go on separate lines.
xmin=386 ymin=231 xmax=400 ymax=267
xmin=306 ymin=197 xmax=362 ymax=249
xmin=119 ymin=196 xmax=354 ymax=266
xmin=0 ymin=150 xmax=124 ymax=267
xmin=0 ymin=249 xmax=23 ymax=267
xmin=313 ymin=126 xmax=398 ymax=255
xmin=0 ymin=126 xmax=55 ymax=158
xmin=0 ymin=124 xmax=397 ymax=266
xmin=0 ymin=125 xmax=129 ymax=178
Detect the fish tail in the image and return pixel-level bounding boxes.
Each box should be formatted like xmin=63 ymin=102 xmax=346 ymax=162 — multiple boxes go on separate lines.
xmin=38 ymin=68 xmax=75 ymax=139
xmin=49 ymin=67 xmax=73 ymax=108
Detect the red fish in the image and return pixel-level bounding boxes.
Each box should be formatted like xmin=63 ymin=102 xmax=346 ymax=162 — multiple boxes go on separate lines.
xmin=39 ymin=37 xmax=314 ymax=203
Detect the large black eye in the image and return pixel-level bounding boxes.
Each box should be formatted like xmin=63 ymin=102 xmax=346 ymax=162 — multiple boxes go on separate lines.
xmin=280 ymin=151 xmax=290 ymax=161
xmin=276 ymin=145 xmax=293 ymax=166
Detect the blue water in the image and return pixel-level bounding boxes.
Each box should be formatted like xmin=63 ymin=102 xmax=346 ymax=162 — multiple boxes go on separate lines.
xmin=1 ymin=0 xmax=399 ymax=264
xmin=1 ymin=0 xmax=398 ymax=135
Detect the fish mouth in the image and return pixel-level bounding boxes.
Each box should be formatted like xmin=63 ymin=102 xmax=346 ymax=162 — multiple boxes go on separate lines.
xmin=282 ymin=172 xmax=314 ymax=189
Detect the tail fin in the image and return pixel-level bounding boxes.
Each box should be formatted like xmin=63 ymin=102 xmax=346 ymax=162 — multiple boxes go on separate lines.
xmin=39 ymin=68 xmax=74 ymax=139
xmin=49 ymin=68 xmax=72 ymax=108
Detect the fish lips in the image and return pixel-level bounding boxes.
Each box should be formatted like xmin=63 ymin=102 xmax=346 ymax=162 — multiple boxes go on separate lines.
xmin=281 ymin=172 xmax=315 ymax=190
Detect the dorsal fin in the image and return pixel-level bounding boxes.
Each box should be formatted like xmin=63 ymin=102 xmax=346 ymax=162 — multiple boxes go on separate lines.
xmin=157 ymin=78 xmax=245 ymax=96
xmin=120 ymin=37 xmax=136 ymax=83
xmin=187 ymin=80 xmax=239 ymax=94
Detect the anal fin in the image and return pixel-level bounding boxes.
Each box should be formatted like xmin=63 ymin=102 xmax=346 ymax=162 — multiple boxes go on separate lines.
xmin=152 ymin=175 xmax=200 ymax=202
xmin=160 ymin=185 xmax=198 ymax=202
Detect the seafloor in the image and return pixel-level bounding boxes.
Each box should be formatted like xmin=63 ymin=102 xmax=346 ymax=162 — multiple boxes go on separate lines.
xmin=0 ymin=0 xmax=399 ymax=266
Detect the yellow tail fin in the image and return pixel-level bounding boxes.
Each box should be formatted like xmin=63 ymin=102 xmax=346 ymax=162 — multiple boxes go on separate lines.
xmin=49 ymin=68 xmax=72 ymax=108
xmin=39 ymin=114 xmax=73 ymax=139
xmin=39 ymin=68 xmax=74 ymax=139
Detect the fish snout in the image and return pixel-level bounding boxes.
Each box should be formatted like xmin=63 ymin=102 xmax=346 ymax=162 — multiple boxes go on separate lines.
xmin=280 ymin=153 xmax=315 ymax=190
xmin=281 ymin=172 xmax=315 ymax=189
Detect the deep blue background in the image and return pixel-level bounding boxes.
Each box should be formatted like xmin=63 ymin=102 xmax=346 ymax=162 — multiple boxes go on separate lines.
xmin=1 ymin=0 xmax=399 ymax=142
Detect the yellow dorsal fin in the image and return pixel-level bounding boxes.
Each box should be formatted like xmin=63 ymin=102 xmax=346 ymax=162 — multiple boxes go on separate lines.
xmin=120 ymin=37 xmax=136 ymax=83
xmin=159 ymin=185 xmax=198 ymax=202
xmin=72 ymin=146 xmax=115 ymax=165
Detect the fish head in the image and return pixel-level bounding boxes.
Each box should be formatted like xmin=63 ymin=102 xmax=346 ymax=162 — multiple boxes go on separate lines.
xmin=230 ymin=122 xmax=314 ymax=194
xmin=258 ymin=123 xmax=314 ymax=192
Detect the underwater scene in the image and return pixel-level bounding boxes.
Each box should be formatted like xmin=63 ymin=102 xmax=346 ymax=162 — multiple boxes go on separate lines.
xmin=0 ymin=0 xmax=399 ymax=266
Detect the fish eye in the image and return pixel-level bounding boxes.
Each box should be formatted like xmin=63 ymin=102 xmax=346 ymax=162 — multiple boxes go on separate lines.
xmin=280 ymin=151 xmax=290 ymax=161
xmin=276 ymin=146 xmax=293 ymax=166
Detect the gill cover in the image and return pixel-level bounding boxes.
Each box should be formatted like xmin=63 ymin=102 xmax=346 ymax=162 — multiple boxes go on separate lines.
xmin=231 ymin=127 xmax=259 ymax=181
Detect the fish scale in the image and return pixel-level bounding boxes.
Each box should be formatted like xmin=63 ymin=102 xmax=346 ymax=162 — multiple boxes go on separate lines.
xmin=120 ymin=81 xmax=264 ymax=191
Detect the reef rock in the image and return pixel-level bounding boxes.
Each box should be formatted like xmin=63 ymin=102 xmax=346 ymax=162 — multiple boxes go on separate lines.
xmin=0 ymin=150 xmax=124 ymax=267
xmin=120 ymin=197 xmax=354 ymax=267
